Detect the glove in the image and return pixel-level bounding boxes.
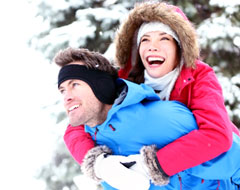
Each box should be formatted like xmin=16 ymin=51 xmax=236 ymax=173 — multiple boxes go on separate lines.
xmin=125 ymin=154 xmax=150 ymax=179
xmin=95 ymin=153 xmax=150 ymax=190
xmin=122 ymin=145 xmax=170 ymax=186
xmin=81 ymin=145 xmax=150 ymax=190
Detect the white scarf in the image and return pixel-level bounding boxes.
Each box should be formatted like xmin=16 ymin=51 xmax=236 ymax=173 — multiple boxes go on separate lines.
xmin=144 ymin=60 xmax=183 ymax=100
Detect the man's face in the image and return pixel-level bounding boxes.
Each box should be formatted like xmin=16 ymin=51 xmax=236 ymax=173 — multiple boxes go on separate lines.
xmin=59 ymin=78 xmax=108 ymax=127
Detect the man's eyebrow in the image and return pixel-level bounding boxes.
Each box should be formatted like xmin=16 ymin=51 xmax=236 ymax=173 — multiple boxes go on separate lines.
xmin=58 ymin=86 xmax=64 ymax=90
xmin=58 ymin=79 xmax=74 ymax=89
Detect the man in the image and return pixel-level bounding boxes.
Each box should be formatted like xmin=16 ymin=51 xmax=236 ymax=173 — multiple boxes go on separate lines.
xmin=56 ymin=47 xmax=240 ymax=190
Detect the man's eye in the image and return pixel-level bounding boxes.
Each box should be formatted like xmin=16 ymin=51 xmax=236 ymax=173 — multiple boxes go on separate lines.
xmin=73 ymin=83 xmax=79 ymax=87
xmin=59 ymin=89 xmax=65 ymax=94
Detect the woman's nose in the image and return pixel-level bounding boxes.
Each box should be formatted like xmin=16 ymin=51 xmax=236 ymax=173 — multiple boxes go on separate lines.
xmin=148 ymin=43 xmax=159 ymax=51
xmin=148 ymin=47 xmax=158 ymax=51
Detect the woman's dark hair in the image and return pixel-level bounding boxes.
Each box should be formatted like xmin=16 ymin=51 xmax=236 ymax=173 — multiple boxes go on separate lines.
xmin=127 ymin=53 xmax=145 ymax=84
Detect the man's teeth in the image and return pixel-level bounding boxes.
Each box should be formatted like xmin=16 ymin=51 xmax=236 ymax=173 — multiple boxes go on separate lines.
xmin=69 ymin=105 xmax=79 ymax=111
xmin=148 ymin=57 xmax=164 ymax=62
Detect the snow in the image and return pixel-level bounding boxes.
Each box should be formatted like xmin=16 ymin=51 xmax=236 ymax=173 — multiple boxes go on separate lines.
xmin=73 ymin=175 xmax=99 ymax=190
xmin=197 ymin=0 xmax=240 ymax=52
xmin=0 ymin=43 xmax=60 ymax=190
xmin=0 ymin=1 xmax=63 ymax=189
xmin=76 ymin=6 xmax=127 ymax=22
xmin=216 ymin=72 xmax=240 ymax=119
xmin=210 ymin=0 xmax=240 ymax=7
xmin=197 ymin=14 xmax=240 ymax=51
xmin=233 ymin=36 xmax=240 ymax=47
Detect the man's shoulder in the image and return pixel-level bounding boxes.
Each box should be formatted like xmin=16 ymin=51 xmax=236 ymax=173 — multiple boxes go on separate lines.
xmin=116 ymin=78 xmax=160 ymax=104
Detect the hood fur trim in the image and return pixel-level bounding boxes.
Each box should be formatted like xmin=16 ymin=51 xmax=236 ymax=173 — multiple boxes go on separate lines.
xmin=114 ymin=2 xmax=199 ymax=68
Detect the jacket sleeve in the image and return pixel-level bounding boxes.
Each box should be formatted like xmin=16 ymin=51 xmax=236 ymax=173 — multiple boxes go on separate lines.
xmin=185 ymin=133 xmax=240 ymax=179
xmin=156 ymin=63 xmax=234 ymax=176
xmin=64 ymin=124 xmax=95 ymax=165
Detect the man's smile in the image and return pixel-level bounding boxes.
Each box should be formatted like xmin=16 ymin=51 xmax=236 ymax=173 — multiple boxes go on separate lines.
xmin=68 ymin=104 xmax=80 ymax=112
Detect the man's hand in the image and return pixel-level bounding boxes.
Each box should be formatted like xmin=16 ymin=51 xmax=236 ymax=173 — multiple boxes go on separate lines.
xmin=122 ymin=145 xmax=170 ymax=186
xmin=124 ymin=154 xmax=151 ymax=179
xmin=95 ymin=153 xmax=150 ymax=190
xmin=81 ymin=146 xmax=150 ymax=190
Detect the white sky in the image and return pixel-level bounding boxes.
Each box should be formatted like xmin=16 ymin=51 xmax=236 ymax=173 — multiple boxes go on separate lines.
xmin=0 ymin=1 xmax=64 ymax=189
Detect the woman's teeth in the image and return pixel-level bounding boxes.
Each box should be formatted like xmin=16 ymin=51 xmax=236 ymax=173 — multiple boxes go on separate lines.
xmin=147 ymin=57 xmax=165 ymax=64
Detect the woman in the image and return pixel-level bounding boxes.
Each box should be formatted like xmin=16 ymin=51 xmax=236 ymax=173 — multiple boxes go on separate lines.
xmin=63 ymin=1 xmax=240 ymax=188
xmin=114 ymin=0 xmax=240 ymax=176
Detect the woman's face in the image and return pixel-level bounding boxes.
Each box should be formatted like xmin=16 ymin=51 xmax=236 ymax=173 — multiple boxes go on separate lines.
xmin=139 ymin=31 xmax=179 ymax=78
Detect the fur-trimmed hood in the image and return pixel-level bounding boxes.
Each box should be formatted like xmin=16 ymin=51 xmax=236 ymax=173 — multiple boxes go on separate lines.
xmin=114 ymin=1 xmax=199 ymax=68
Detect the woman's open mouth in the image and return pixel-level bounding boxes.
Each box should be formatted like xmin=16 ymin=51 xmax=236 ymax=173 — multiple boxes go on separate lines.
xmin=147 ymin=56 xmax=165 ymax=66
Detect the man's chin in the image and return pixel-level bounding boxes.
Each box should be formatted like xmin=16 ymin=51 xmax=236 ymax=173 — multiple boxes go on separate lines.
xmin=70 ymin=120 xmax=83 ymax=127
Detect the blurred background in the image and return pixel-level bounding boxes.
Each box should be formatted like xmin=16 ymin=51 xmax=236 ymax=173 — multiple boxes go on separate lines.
xmin=0 ymin=0 xmax=239 ymax=189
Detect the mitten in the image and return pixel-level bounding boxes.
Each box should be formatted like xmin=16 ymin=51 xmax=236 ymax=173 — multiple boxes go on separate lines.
xmin=124 ymin=145 xmax=170 ymax=186
xmin=81 ymin=145 xmax=150 ymax=190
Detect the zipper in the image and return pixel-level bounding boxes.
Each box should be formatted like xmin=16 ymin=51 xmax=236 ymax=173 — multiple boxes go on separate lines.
xmin=94 ymin=127 xmax=99 ymax=141
xmin=178 ymin=174 xmax=182 ymax=190
xmin=108 ymin=124 xmax=116 ymax=131
xmin=216 ymin=180 xmax=220 ymax=190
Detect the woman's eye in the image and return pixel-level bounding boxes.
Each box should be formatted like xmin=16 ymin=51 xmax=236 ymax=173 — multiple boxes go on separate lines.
xmin=141 ymin=38 xmax=148 ymax=42
xmin=161 ymin=37 xmax=170 ymax=41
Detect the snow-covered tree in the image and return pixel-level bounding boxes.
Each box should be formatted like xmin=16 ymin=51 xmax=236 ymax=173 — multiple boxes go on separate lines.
xmin=29 ymin=0 xmax=133 ymax=61
xmin=29 ymin=0 xmax=240 ymax=189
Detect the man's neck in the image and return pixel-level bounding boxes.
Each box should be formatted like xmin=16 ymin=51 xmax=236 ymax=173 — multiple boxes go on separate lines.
xmin=87 ymin=104 xmax=112 ymax=127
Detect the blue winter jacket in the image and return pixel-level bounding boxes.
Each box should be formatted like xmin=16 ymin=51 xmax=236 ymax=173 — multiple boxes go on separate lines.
xmin=85 ymin=79 xmax=240 ymax=190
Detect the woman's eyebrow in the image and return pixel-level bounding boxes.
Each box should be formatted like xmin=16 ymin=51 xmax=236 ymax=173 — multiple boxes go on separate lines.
xmin=142 ymin=32 xmax=167 ymax=38
xmin=159 ymin=32 xmax=167 ymax=36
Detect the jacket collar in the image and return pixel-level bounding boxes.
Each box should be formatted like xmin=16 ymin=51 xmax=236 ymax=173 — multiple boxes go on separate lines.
xmin=174 ymin=65 xmax=195 ymax=94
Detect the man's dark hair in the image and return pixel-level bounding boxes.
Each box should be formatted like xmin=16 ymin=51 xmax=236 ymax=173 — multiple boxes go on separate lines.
xmin=54 ymin=47 xmax=118 ymax=77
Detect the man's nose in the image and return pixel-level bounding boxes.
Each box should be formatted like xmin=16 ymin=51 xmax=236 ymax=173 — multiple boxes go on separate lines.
xmin=64 ymin=90 xmax=73 ymax=103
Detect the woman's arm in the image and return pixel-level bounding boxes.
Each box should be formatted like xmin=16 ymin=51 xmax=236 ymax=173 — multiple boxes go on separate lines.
xmin=156 ymin=62 xmax=235 ymax=176
xmin=64 ymin=124 xmax=95 ymax=165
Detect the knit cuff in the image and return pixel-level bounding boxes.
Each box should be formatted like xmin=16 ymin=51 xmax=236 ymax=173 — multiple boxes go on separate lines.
xmin=140 ymin=145 xmax=169 ymax=186
xmin=81 ymin=145 xmax=112 ymax=182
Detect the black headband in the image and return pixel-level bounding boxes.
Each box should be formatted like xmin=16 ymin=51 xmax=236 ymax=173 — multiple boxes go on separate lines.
xmin=58 ymin=64 xmax=117 ymax=104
